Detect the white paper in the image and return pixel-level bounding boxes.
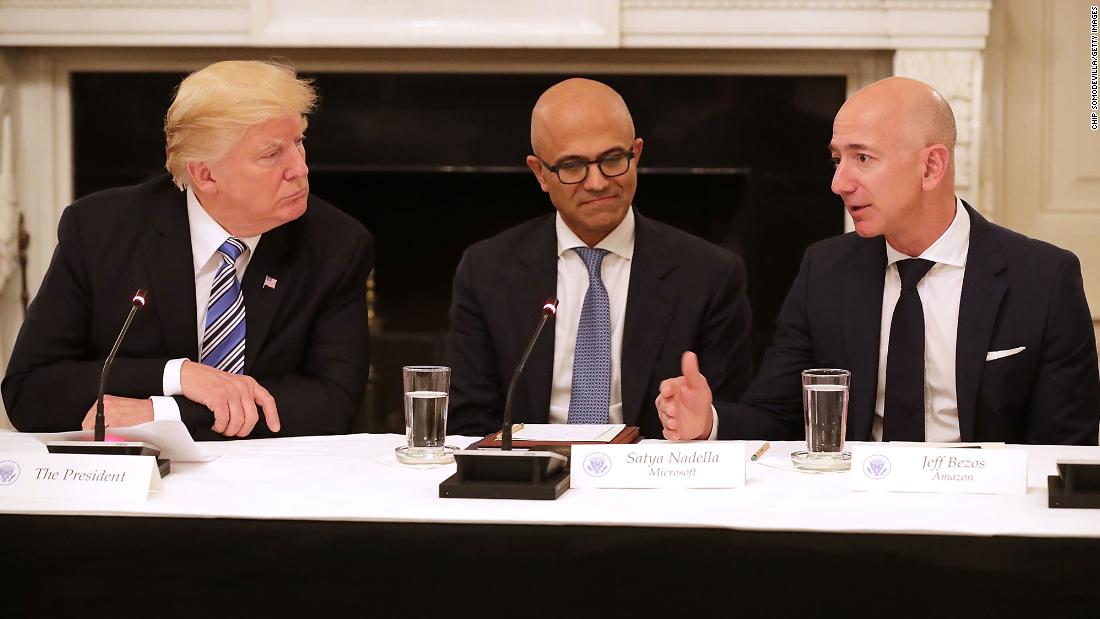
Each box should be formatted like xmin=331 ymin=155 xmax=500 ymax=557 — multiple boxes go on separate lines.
xmin=0 ymin=453 xmax=160 ymax=501
xmin=850 ymin=445 xmax=1028 ymax=495
xmin=571 ymin=442 xmax=745 ymax=489
xmin=511 ymin=423 xmax=624 ymax=442
xmin=25 ymin=420 xmax=211 ymax=462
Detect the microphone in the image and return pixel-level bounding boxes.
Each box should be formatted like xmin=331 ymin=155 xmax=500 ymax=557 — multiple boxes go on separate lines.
xmin=501 ymin=298 xmax=558 ymax=450
xmin=440 ymin=298 xmax=570 ymax=500
xmin=47 ymin=288 xmax=165 ymax=468
xmin=95 ymin=289 xmax=148 ymax=441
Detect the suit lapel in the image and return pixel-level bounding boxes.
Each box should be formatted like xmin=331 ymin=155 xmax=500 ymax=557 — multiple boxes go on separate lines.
xmin=844 ymin=237 xmax=887 ymax=441
xmin=143 ymin=190 xmax=199 ymax=360
xmin=513 ymin=217 xmax=557 ymax=422
xmin=241 ymin=221 xmax=293 ymax=374
xmin=621 ymin=213 xmax=675 ymax=426
xmin=955 ymin=204 xmax=1007 ymax=441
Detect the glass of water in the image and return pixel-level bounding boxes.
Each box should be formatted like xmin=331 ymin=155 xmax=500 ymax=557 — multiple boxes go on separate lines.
xmin=791 ymin=368 xmax=851 ymax=471
xmin=395 ymin=366 xmax=457 ymax=464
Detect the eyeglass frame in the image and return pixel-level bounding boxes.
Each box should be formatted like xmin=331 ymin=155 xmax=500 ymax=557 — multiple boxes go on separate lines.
xmin=533 ymin=146 xmax=637 ymax=185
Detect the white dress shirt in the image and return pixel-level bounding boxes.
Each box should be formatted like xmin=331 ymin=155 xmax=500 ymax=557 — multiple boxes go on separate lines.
xmin=872 ymin=197 xmax=970 ymax=442
xmin=549 ymin=210 xmax=634 ymax=424
xmin=149 ymin=188 xmax=261 ymax=420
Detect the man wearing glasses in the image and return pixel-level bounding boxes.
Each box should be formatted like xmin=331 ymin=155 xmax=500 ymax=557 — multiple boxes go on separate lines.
xmin=446 ymin=77 xmax=752 ymax=439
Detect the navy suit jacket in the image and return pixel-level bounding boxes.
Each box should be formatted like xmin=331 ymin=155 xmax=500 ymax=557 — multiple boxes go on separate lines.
xmin=717 ymin=202 xmax=1099 ymax=445
xmin=3 ymin=174 xmax=373 ymax=440
xmin=446 ymin=209 xmax=753 ymax=439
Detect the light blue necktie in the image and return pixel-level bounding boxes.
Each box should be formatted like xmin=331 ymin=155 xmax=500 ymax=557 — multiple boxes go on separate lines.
xmin=568 ymin=247 xmax=611 ymax=424
xmin=201 ymin=238 xmax=247 ymax=375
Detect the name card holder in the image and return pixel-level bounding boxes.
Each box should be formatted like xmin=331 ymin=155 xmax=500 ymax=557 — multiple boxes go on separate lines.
xmin=0 ymin=453 xmax=162 ymax=501
xmin=850 ymin=446 xmax=1027 ymax=495
xmin=571 ymin=443 xmax=745 ymax=489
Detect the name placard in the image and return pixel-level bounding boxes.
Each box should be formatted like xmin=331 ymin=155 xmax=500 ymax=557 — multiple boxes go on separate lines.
xmin=0 ymin=454 xmax=161 ymax=501
xmin=571 ymin=443 xmax=745 ymax=489
xmin=850 ymin=446 xmax=1027 ymax=495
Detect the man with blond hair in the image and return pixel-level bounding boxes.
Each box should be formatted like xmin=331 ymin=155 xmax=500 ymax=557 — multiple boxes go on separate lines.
xmin=656 ymin=76 xmax=1098 ymax=445
xmin=4 ymin=60 xmax=373 ymax=440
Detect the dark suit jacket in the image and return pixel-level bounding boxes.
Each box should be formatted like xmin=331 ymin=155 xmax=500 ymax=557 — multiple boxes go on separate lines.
xmin=446 ymin=209 xmax=753 ymax=438
xmin=717 ymin=202 xmax=1100 ymax=445
xmin=2 ymin=174 xmax=373 ymax=440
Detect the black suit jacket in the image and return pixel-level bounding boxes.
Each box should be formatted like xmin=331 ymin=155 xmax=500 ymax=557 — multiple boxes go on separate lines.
xmin=446 ymin=209 xmax=753 ymax=438
xmin=3 ymin=174 xmax=373 ymax=440
xmin=718 ymin=202 xmax=1099 ymax=445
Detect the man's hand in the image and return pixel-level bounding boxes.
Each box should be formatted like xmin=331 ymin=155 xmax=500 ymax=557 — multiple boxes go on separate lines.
xmin=180 ymin=360 xmax=281 ymax=437
xmin=655 ymin=351 xmax=714 ymax=441
xmin=81 ymin=395 xmax=154 ymax=430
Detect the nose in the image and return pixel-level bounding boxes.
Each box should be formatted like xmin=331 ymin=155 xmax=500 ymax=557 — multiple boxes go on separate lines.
xmin=831 ymin=161 xmax=853 ymax=196
xmin=284 ymin=143 xmax=309 ymax=180
xmin=583 ymin=162 xmax=610 ymax=192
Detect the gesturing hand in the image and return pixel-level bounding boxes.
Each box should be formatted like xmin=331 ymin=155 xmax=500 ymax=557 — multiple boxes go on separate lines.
xmin=655 ymin=351 xmax=714 ymax=441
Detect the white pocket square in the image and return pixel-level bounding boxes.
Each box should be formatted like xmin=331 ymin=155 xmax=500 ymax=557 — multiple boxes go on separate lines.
xmin=986 ymin=346 xmax=1025 ymax=361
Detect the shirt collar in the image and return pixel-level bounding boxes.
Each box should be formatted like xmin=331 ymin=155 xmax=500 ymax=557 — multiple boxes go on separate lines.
xmin=186 ymin=187 xmax=261 ymax=271
xmin=885 ymin=196 xmax=969 ymax=268
xmin=555 ymin=207 xmax=636 ymax=260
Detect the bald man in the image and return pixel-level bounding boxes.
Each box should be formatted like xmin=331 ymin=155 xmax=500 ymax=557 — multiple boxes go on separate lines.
xmin=446 ymin=78 xmax=752 ymax=438
xmin=657 ymin=77 xmax=1099 ymax=445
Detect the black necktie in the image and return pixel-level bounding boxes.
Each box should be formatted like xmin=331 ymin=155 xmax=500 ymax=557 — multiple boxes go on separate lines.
xmin=883 ymin=258 xmax=935 ymax=442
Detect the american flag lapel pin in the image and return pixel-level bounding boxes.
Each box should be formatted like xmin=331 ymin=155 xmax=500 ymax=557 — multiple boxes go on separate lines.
xmin=263 ymin=276 xmax=278 ymax=290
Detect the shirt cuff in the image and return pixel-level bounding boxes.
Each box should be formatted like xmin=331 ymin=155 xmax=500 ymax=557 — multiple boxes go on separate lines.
xmin=150 ymin=396 xmax=181 ymax=421
xmin=706 ymin=405 xmax=719 ymax=441
xmin=163 ymin=358 xmax=186 ymax=396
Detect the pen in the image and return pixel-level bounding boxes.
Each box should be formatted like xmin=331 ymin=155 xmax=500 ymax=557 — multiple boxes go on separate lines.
xmin=750 ymin=442 xmax=771 ymax=461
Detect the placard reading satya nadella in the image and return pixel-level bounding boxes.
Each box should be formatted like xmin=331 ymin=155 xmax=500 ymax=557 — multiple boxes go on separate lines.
xmin=570 ymin=443 xmax=745 ymax=489
xmin=850 ymin=446 xmax=1027 ymax=495
xmin=0 ymin=453 xmax=161 ymax=501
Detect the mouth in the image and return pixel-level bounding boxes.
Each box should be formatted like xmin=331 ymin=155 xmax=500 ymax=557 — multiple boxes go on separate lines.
xmin=284 ymin=188 xmax=308 ymax=201
xmin=847 ymin=203 xmax=870 ymax=215
xmin=582 ymin=195 xmax=616 ymax=206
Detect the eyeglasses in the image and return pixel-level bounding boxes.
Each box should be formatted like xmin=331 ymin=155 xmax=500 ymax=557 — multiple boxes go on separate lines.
xmin=536 ymin=149 xmax=635 ymax=185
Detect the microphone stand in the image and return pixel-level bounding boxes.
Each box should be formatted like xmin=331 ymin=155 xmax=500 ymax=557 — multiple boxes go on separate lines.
xmin=48 ymin=289 xmax=167 ymax=473
xmin=439 ymin=299 xmax=570 ymax=500
xmin=95 ymin=289 xmax=147 ymax=441
xmin=501 ymin=300 xmax=557 ymax=451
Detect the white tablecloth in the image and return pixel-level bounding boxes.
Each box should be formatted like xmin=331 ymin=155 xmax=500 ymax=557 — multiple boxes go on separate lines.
xmin=3 ymin=434 xmax=1099 ymax=538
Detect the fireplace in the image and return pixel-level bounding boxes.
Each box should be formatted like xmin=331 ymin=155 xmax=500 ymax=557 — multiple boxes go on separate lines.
xmin=71 ymin=70 xmax=845 ymax=431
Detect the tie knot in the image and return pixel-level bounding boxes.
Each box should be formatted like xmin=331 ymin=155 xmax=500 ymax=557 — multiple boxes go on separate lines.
xmin=573 ymin=247 xmax=609 ymax=277
xmin=896 ymin=258 xmax=934 ymax=290
xmin=218 ymin=237 xmax=247 ymax=263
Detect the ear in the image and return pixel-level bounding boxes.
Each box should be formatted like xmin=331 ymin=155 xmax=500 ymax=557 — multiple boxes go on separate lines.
xmin=186 ymin=160 xmax=217 ymax=194
xmin=920 ymin=144 xmax=950 ymax=191
xmin=632 ymin=137 xmax=645 ymax=166
xmin=526 ymin=155 xmax=550 ymax=193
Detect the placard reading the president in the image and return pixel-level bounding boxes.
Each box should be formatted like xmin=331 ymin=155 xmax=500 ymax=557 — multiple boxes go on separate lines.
xmin=571 ymin=443 xmax=745 ymax=489
xmin=850 ymin=446 xmax=1027 ymax=495
xmin=0 ymin=454 xmax=161 ymax=501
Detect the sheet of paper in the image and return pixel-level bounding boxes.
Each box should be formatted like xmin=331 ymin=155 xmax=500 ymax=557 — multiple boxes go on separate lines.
xmin=511 ymin=423 xmax=624 ymax=442
xmin=25 ymin=419 xmax=212 ymax=462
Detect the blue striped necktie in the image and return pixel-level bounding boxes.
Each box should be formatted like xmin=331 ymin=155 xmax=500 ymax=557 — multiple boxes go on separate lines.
xmin=201 ymin=237 xmax=247 ymax=374
xmin=568 ymin=247 xmax=611 ymax=424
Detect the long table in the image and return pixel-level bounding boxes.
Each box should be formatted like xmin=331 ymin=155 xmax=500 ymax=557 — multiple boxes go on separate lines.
xmin=4 ymin=434 xmax=1100 ymax=615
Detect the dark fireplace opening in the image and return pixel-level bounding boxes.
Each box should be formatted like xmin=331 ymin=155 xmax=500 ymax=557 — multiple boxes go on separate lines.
xmin=72 ymin=70 xmax=845 ymax=433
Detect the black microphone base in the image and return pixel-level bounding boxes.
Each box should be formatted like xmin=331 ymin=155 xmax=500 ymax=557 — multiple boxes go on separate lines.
xmin=46 ymin=441 xmax=171 ymax=477
xmin=439 ymin=450 xmax=569 ymax=500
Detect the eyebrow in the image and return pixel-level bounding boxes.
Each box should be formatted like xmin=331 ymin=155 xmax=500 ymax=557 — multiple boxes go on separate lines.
xmin=554 ymin=146 xmax=630 ymax=165
xmin=829 ymin=142 xmax=872 ymax=154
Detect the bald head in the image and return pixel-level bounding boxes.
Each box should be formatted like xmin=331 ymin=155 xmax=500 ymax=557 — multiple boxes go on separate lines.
xmin=530 ymin=78 xmax=635 ymax=154
xmin=842 ymin=77 xmax=956 ymax=155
